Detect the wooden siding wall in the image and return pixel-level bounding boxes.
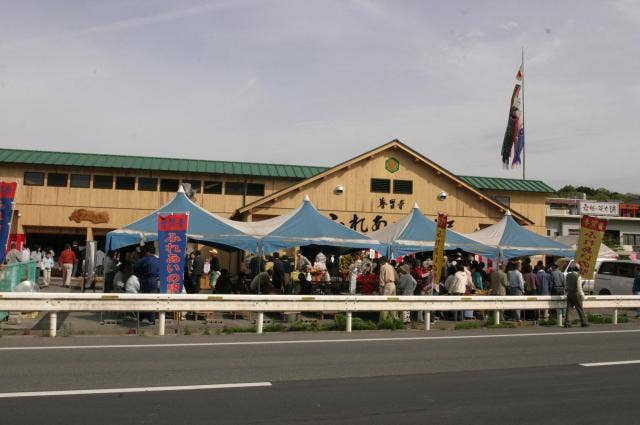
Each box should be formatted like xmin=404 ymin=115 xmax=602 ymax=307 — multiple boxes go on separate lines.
xmin=1 ymin=165 xmax=298 ymax=234
xmin=246 ymin=149 xmax=547 ymax=235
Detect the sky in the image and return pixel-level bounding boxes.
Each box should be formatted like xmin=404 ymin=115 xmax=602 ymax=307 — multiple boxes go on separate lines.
xmin=1 ymin=0 xmax=639 ymax=192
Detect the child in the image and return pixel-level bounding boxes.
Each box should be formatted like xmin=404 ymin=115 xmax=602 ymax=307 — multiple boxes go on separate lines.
xmin=42 ymin=251 xmax=54 ymax=286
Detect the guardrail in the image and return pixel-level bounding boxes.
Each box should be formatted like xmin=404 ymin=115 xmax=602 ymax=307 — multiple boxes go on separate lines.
xmin=1 ymin=293 xmax=639 ymax=337
xmin=0 ymin=261 xmax=39 ymax=321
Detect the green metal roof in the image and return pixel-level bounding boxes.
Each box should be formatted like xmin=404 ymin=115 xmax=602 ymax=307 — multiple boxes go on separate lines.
xmin=459 ymin=175 xmax=555 ymax=193
xmin=0 ymin=148 xmax=554 ymax=192
xmin=0 ymin=148 xmax=328 ymax=180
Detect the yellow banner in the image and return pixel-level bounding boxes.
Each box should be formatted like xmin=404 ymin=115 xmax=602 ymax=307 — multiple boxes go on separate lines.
xmin=431 ymin=213 xmax=447 ymax=292
xmin=575 ymin=215 xmax=608 ymax=280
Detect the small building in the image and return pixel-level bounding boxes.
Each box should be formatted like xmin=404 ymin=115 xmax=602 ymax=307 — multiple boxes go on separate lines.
xmin=1 ymin=139 xmax=554 ymax=262
xmin=546 ymin=197 xmax=640 ymax=256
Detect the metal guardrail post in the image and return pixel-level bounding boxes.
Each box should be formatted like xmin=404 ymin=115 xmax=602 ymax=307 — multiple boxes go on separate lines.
xmin=425 ymin=312 xmax=431 ymax=331
xmin=158 ymin=312 xmax=166 ymax=336
xmin=256 ymin=312 xmax=264 ymax=334
xmin=613 ymin=309 xmax=618 ymax=325
xmin=493 ymin=310 xmax=500 ymax=326
xmin=49 ymin=312 xmax=57 ymax=338
xmin=346 ymin=312 xmax=352 ymax=332
xmin=557 ymin=309 xmax=563 ymax=327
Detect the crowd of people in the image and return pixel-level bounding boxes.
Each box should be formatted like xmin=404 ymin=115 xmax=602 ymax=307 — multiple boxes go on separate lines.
xmin=5 ymin=241 xmax=640 ymax=326
xmin=3 ymin=241 xmax=83 ymax=287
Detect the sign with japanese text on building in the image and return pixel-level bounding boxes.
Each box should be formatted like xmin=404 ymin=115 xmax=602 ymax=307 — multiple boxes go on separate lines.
xmin=431 ymin=213 xmax=448 ymax=291
xmin=157 ymin=213 xmax=189 ymax=294
xmin=579 ymin=201 xmax=619 ymax=217
xmin=575 ymin=215 xmax=608 ymax=280
xmin=0 ymin=182 xmax=17 ymax=263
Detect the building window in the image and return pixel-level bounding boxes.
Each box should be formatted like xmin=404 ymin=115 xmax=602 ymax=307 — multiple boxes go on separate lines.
xmin=393 ymin=179 xmax=413 ymax=194
xmin=246 ymin=183 xmax=265 ymax=197
xmin=225 ymin=182 xmax=245 ymax=195
xmin=568 ymin=228 xmax=580 ymax=236
xmin=370 ymin=178 xmax=391 ymax=193
xmin=115 ymin=176 xmax=136 ymax=190
xmin=24 ymin=171 xmax=44 ymax=186
xmin=623 ymin=234 xmax=640 ymax=246
xmin=93 ymin=175 xmax=113 ymax=189
xmin=138 ymin=177 xmax=158 ymax=191
xmin=203 ymin=181 xmax=222 ymax=194
xmin=47 ymin=173 xmax=68 ymax=187
xmin=70 ymin=174 xmax=90 ymax=188
xmin=182 ymin=179 xmax=202 ymax=193
xmin=159 ymin=179 xmax=179 ymax=192
xmin=493 ymin=195 xmax=511 ymax=209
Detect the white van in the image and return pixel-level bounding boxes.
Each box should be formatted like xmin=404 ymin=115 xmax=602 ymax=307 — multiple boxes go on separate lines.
xmin=555 ymin=258 xmax=599 ymax=294
xmin=593 ymin=260 xmax=640 ymax=295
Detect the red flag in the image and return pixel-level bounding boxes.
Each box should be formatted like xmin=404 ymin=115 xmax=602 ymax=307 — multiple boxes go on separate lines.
xmin=515 ymin=64 xmax=524 ymax=81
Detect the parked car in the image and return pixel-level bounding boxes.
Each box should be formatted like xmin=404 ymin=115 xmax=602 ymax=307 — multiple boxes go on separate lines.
xmin=555 ymin=257 xmax=599 ymax=294
xmin=594 ymin=260 xmax=640 ymax=295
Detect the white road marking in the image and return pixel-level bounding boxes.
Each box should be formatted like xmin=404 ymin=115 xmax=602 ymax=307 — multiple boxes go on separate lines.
xmin=579 ymin=360 xmax=640 ymax=367
xmin=0 ymin=329 xmax=639 ymax=351
xmin=0 ymin=382 xmax=272 ymax=399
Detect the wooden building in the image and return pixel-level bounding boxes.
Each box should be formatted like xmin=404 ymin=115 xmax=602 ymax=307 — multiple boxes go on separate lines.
xmin=0 ymin=140 xmax=554 ymax=260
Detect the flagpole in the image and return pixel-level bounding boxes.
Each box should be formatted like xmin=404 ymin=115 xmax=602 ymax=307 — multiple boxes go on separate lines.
xmin=521 ymin=47 xmax=526 ymax=180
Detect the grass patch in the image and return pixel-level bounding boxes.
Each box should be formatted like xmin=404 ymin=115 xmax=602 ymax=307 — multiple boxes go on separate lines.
xmin=202 ymin=327 xmax=211 ymax=335
xmin=183 ymin=326 xmax=192 ymax=335
xmin=587 ymin=314 xmax=629 ymax=324
xmin=222 ymin=326 xmax=256 ymax=334
xmin=288 ymin=321 xmax=319 ymax=332
xmin=485 ymin=322 xmax=517 ymax=329
xmin=588 ymin=314 xmax=612 ymax=324
xmin=263 ymin=323 xmax=287 ymax=333
xmin=538 ymin=318 xmax=558 ymax=326
xmin=454 ymin=321 xmax=483 ymax=330
xmin=353 ymin=317 xmax=378 ymax=330
xmin=377 ymin=317 xmax=405 ymax=330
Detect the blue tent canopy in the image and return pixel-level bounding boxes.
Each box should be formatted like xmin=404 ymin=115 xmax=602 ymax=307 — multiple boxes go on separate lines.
xmin=238 ymin=196 xmax=384 ymax=253
xmin=464 ymin=211 xmax=575 ymax=259
xmin=106 ymin=189 xmax=259 ymax=252
xmin=369 ymin=204 xmax=499 ymax=258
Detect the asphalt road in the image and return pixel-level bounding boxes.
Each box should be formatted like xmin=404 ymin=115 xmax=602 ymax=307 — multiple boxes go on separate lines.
xmin=1 ymin=328 xmax=640 ymax=424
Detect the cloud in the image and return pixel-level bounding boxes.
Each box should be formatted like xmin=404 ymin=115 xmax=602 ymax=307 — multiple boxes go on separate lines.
xmin=500 ymin=21 xmax=519 ymax=31
xmin=1 ymin=1 xmax=638 ymax=193
xmin=1 ymin=1 xmax=229 ymax=50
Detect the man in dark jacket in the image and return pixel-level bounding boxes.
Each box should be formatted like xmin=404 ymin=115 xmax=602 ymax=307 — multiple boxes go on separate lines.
xmin=271 ymin=252 xmax=285 ymax=290
xmin=564 ymin=264 xmax=588 ymax=328
xmin=133 ymin=245 xmax=160 ymax=323
xmin=191 ymin=250 xmax=204 ymax=294
xmin=550 ymin=264 xmax=565 ymax=295
xmin=209 ymin=249 xmax=221 ymax=289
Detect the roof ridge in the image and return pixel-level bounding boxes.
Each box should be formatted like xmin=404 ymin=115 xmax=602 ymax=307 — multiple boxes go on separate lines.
xmin=458 ymin=174 xmax=546 ymax=183
xmin=0 ymin=147 xmax=329 ymax=171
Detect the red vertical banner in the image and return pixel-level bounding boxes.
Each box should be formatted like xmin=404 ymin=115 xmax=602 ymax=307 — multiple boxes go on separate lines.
xmin=431 ymin=213 xmax=448 ymax=290
xmin=158 ymin=213 xmax=189 ymax=294
xmin=575 ymin=215 xmax=607 ymax=280
xmin=0 ymin=182 xmax=18 ymax=263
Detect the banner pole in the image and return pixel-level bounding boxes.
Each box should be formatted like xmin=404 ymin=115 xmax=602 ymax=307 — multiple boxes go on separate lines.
xmin=521 ymin=46 xmax=526 ymax=181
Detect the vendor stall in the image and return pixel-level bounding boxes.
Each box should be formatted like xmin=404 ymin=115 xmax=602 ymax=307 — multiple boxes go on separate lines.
xmin=369 ymin=203 xmax=499 ymax=258
xmin=106 ymin=187 xmax=259 ymax=253
xmin=464 ymin=211 xmax=575 ymax=259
